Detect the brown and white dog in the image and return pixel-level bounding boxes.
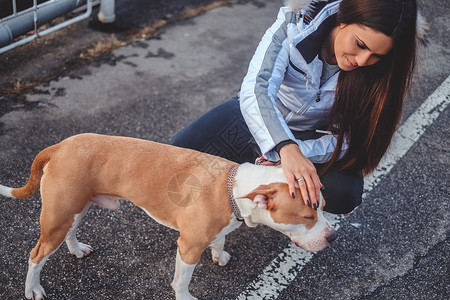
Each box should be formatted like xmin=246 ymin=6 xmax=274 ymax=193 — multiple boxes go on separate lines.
xmin=0 ymin=133 xmax=336 ymax=300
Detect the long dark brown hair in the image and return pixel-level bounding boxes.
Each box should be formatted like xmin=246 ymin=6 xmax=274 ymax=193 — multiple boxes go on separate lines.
xmin=323 ymin=0 xmax=418 ymax=175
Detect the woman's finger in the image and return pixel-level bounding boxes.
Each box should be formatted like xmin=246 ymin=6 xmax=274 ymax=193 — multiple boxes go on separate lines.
xmin=311 ymin=173 xmax=322 ymax=208
xmin=296 ymin=176 xmax=310 ymax=206
xmin=287 ymin=173 xmax=297 ymax=200
xmin=303 ymin=174 xmax=318 ymax=208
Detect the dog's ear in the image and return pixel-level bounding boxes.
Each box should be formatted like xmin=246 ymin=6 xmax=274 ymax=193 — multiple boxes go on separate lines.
xmin=243 ymin=185 xmax=278 ymax=210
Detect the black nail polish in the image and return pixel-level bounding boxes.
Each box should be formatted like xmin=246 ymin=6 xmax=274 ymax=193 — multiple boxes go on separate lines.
xmin=313 ymin=203 xmax=317 ymax=210
xmin=291 ymin=192 xmax=295 ymax=199
xmin=307 ymin=200 xmax=311 ymax=207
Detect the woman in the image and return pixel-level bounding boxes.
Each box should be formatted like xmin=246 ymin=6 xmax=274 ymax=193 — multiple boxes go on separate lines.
xmin=170 ymin=0 xmax=426 ymax=214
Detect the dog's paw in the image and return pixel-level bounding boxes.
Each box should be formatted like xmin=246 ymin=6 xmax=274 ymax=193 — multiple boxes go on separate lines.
xmin=25 ymin=284 xmax=46 ymax=300
xmin=212 ymin=250 xmax=231 ymax=266
xmin=68 ymin=242 xmax=94 ymax=258
xmin=174 ymin=293 xmax=198 ymax=300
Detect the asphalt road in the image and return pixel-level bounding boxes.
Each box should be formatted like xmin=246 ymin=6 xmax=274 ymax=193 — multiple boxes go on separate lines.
xmin=0 ymin=0 xmax=449 ymax=299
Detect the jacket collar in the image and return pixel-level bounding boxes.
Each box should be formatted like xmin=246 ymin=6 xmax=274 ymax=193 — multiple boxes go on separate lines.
xmin=295 ymin=0 xmax=340 ymax=64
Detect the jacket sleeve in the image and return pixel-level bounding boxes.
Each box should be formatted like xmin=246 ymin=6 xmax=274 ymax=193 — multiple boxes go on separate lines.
xmin=297 ymin=133 xmax=349 ymax=164
xmin=239 ymin=7 xmax=297 ymax=162
xmin=239 ymin=7 xmax=347 ymax=164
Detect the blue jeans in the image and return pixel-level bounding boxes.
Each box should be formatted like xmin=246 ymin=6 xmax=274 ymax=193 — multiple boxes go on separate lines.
xmin=170 ymin=97 xmax=363 ymax=214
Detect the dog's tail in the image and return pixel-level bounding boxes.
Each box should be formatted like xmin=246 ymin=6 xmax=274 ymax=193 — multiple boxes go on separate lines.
xmin=0 ymin=145 xmax=58 ymax=199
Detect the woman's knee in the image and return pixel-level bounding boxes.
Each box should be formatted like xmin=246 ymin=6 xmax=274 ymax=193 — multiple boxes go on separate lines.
xmin=321 ymin=170 xmax=363 ymax=214
xmin=170 ymin=97 xmax=240 ymax=149
xmin=170 ymin=97 xmax=258 ymax=163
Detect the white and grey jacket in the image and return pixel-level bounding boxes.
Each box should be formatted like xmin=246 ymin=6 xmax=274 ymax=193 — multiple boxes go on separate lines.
xmin=239 ymin=0 xmax=348 ymax=163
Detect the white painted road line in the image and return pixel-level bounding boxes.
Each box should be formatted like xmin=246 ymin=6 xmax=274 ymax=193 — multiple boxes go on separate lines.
xmin=237 ymin=74 xmax=450 ymax=300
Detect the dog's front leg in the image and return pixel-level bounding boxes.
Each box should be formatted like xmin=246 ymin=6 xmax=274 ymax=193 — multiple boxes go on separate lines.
xmin=210 ymin=237 xmax=231 ymax=266
xmin=171 ymin=249 xmax=198 ymax=300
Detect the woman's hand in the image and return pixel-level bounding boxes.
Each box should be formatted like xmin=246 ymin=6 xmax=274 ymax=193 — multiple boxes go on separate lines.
xmin=279 ymin=143 xmax=322 ymax=209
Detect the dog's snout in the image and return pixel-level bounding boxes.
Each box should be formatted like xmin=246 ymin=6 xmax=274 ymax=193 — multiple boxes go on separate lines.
xmin=326 ymin=230 xmax=337 ymax=243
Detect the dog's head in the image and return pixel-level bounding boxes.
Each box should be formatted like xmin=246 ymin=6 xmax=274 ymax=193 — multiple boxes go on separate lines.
xmin=237 ymin=182 xmax=336 ymax=252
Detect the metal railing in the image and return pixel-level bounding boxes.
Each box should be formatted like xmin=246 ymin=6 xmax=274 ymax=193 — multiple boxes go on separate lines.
xmin=0 ymin=0 xmax=115 ymax=54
